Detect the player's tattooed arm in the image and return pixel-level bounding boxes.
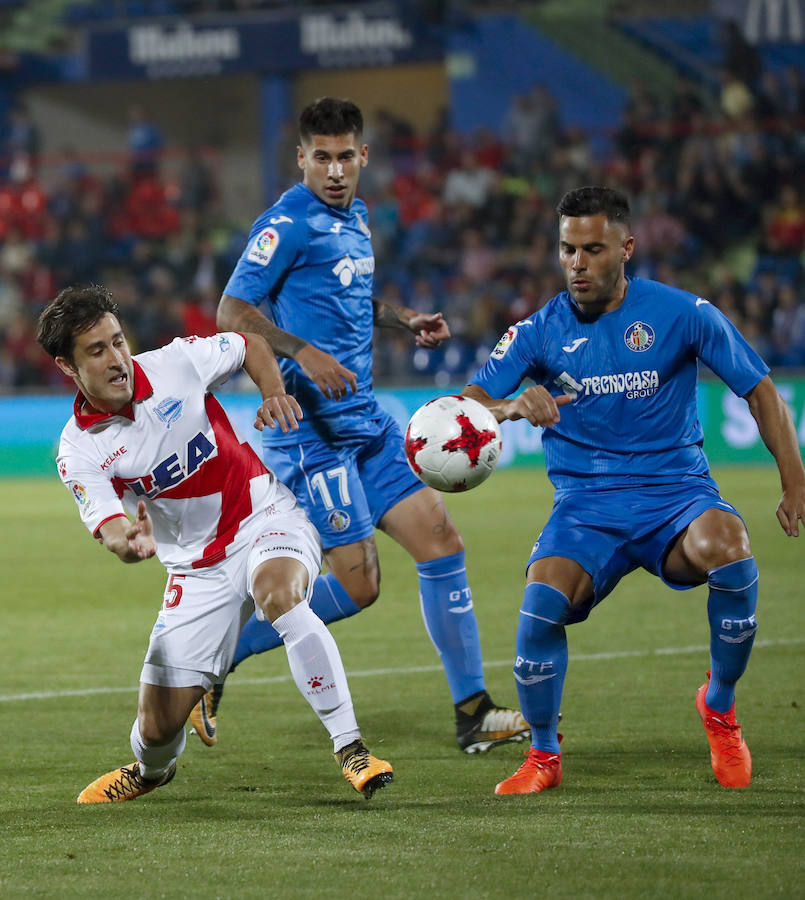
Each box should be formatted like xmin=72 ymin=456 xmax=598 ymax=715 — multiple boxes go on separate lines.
xmin=217 ymin=293 xmax=357 ymax=400
xmin=462 ymin=384 xmax=571 ymax=427
xmin=372 ymin=299 xmax=450 ymax=348
xmin=218 ymin=294 xmax=306 ymax=357
xmin=241 ymin=331 xmax=303 ymax=434
xmin=745 ymin=375 xmax=805 ymax=537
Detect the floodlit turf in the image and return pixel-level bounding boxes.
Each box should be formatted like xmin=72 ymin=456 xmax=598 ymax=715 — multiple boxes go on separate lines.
xmin=1 ymin=468 xmax=802 ymax=898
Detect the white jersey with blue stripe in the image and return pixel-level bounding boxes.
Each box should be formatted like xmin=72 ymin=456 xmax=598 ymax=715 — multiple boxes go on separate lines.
xmin=224 ymin=183 xmax=377 ymax=446
xmin=469 ymin=277 xmax=769 ymax=490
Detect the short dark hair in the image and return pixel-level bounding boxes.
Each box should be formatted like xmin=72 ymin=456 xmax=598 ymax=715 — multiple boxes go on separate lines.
xmin=36 ymin=284 xmax=121 ymax=361
xmin=299 ymin=97 xmax=363 ymax=143
xmin=556 ymin=186 xmax=631 ymax=229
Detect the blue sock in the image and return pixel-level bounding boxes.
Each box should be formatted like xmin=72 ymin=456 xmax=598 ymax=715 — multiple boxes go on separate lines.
xmin=417 ymin=550 xmax=485 ymax=704
xmin=514 ymin=583 xmax=571 ymax=754
xmin=231 ymin=573 xmax=361 ymax=669
xmin=706 ymin=557 xmax=758 ymax=713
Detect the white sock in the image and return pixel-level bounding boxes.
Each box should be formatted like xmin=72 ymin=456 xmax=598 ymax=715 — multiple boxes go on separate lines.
xmin=130 ymin=719 xmax=186 ymax=779
xmin=273 ymin=602 xmax=361 ymax=752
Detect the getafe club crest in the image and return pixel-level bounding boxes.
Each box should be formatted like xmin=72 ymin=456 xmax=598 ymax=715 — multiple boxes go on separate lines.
xmin=154 ymin=397 xmax=184 ymax=429
xmin=328 ymin=509 xmax=351 ymax=532
xmin=624 ymin=321 xmax=655 ymax=353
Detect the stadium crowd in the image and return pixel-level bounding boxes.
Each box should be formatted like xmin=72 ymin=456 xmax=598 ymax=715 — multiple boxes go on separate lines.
xmin=1 ymin=61 xmax=805 ymax=391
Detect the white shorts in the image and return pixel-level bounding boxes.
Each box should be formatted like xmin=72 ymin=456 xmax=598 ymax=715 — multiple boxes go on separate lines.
xmin=140 ymin=487 xmax=322 ymax=689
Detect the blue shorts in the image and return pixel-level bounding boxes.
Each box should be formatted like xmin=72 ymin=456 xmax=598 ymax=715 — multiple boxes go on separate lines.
xmin=527 ymin=479 xmax=742 ymax=624
xmin=266 ymin=408 xmax=424 ymax=549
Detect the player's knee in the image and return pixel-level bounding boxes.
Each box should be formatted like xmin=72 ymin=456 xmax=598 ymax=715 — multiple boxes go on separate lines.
xmin=341 ymin=571 xmax=380 ymax=609
xmin=257 ymin=586 xmax=306 ymax=622
xmin=426 ymin=520 xmax=465 ymax=558
xmin=684 ymin=512 xmax=751 ymax=572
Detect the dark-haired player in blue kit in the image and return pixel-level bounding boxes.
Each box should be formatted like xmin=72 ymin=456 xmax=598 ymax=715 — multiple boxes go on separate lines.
xmin=199 ymin=97 xmax=528 ymax=753
xmin=463 ymin=186 xmax=805 ymax=795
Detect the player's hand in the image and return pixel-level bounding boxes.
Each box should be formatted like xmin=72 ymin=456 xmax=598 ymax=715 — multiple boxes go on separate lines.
xmin=294 ymin=344 xmax=358 ymax=400
xmin=125 ymin=500 xmax=157 ymax=559
xmin=410 ymin=312 xmax=450 ymax=348
xmin=776 ymin=484 xmax=805 ymax=537
xmin=502 ymin=386 xmax=572 ymax=427
xmin=255 ymin=394 xmax=304 ymax=433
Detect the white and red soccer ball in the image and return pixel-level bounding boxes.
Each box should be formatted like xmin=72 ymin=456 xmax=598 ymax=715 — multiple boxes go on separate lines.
xmin=404 ymin=395 xmax=502 ymax=493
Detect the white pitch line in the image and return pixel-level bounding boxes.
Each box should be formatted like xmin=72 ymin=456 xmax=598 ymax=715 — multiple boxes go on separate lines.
xmin=1 ymin=637 xmax=801 ymax=704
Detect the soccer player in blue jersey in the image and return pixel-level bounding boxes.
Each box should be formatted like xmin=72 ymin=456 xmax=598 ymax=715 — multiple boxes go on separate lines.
xmin=203 ymin=97 xmax=528 ymax=753
xmin=462 ymin=186 xmax=805 ymax=794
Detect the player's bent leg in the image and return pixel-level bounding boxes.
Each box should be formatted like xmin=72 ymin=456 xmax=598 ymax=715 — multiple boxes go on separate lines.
xmin=381 ymin=487 xmax=529 ymax=750
xmin=252 ymin=557 xmax=393 ymax=798
xmin=229 ymin=572 xmax=364 ymax=668
xmin=699 ymin=555 xmax=757 ymax=789
xmin=512 ymin=582 xmax=571 ymax=754
xmin=495 ymin=558 xmax=590 ymax=796
xmin=705 ymin=557 xmax=758 ymax=710
xmin=664 ymin=508 xmax=755 ymax=787
xmin=228 ymin=541 xmax=375 ymax=670
xmin=77 ymin=683 xmax=199 ymax=804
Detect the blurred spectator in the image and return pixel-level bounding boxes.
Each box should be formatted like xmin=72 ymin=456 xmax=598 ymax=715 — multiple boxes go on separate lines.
xmin=442 ymin=150 xmax=495 ymax=208
xmin=764 ymin=184 xmax=805 ymax=254
xmin=3 ymin=56 xmax=805 ymax=390
xmin=722 ymin=20 xmax=761 ymax=91
xmin=719 ymin=70 xmax=755 ymax=120
xmin=2 ymin=103 xmax=40 ymax=178
xmin=178 ymin=147 xmax=217 ymax=217
xmin=127 ymin=104 xmax=164 ymax=176
xmin=502 ymin=85 xmax=561 ymax=167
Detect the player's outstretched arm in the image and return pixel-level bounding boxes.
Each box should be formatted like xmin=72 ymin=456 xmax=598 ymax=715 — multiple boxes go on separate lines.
xmin=372 ymin=299 xmax=450 ymax=348
xmin=462 ymin=384 xmax=571 ymax=427
xmin=745 ymin=375 xmax=805 ymax=536
xmin=218 ymin=293 xmax=357 ymax=400
xmin=241 ymin=332 xmax=303 ymax=434
xmin=98 ymin=501 xmax=157 ymax=563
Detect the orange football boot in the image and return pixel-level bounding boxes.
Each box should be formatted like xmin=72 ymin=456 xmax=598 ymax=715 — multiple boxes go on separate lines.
xmin=695 ymin=673 xmax=752 ymax=788
xmin=494 ymin=746 xmax=562 ymax=795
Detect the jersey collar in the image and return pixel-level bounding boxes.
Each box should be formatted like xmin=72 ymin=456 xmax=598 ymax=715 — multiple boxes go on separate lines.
xmin=73 ymin=360 xmax=154 ymax=429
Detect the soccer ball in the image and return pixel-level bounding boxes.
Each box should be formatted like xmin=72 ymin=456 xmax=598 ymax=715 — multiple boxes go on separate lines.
xmin=404 ymin=395 xmax=502 ymax=493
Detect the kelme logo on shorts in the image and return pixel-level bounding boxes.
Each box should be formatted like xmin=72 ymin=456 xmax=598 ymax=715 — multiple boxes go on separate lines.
xmin=624 ymin=320 xmax=655 ymax=352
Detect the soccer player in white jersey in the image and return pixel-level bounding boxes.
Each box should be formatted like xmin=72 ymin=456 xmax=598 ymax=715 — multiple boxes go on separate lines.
xmin=462 ymin=186 xmax=805 ymax=794
xmin=36 ymin=284 xmax=393 ymax=802
xmin=210 ymin=97 xmax=528 ymax=754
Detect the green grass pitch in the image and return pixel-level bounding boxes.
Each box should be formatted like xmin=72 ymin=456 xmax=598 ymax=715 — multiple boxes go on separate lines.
xmin=1 ymin=468 xmax=802 ymax=898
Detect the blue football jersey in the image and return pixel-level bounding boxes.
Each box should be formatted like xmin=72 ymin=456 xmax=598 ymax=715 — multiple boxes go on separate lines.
xmin=224 ymin=183 xmax=377 ymax=446
xmin=470 ymin=277 xmax=769 ymax=490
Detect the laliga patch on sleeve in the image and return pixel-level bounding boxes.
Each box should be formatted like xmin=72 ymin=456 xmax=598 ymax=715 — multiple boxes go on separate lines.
xmin=68 ymin=481 xmax=89 ymax=507
xmin=491 ymin=326 xmax=518 ymax=359
xmin=247 ymin=227 xmax=280 ymax=266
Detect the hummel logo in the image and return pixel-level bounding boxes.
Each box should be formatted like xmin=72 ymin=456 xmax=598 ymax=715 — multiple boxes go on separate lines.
xmin=696 ymin=298 xmax=710 ymax=307
xmin=562 ymin=337 xmax=589 ymax=353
